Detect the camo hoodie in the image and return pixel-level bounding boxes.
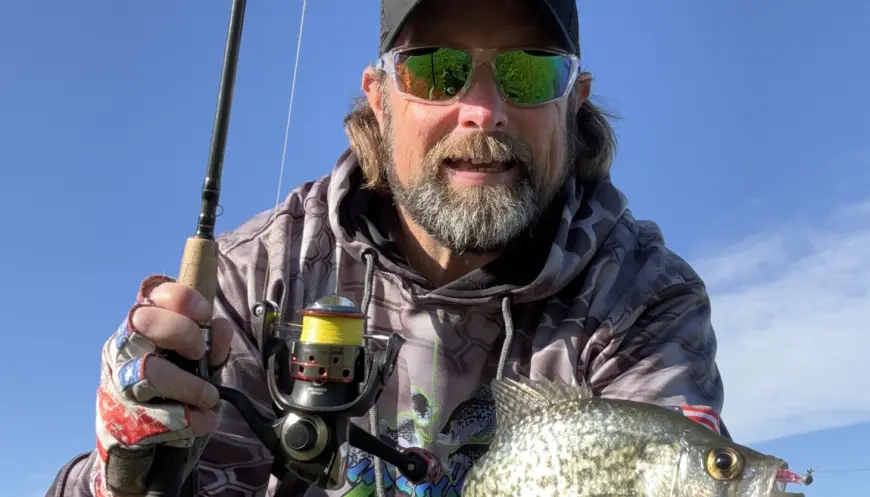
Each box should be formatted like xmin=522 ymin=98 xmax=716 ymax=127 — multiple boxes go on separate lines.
xmin=48 ymin=149 xmax=725 ymax=497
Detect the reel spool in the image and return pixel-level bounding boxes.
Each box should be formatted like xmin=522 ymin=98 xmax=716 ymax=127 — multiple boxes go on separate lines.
xmin=289 ymin=295 xmax=368 ymax=410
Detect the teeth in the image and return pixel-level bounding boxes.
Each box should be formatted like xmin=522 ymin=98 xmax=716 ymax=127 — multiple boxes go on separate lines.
xmin=445 ymin=158 xmax=506 ymax=173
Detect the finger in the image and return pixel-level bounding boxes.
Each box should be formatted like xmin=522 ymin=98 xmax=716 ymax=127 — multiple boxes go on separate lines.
xmin=144 ymin=355 xmax=219 ymax=409
xmin=188 ymin=407 xmax=220 ymax=437
xmin=146 ymin=281 xmax=213 ymax=323
xmin=208 ymin=317 xmax=234 ymax=367
xmin=131 ymin=306 xmax=206 ymax=360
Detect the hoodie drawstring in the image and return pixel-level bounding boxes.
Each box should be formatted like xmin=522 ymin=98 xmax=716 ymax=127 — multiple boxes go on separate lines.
xmin=356 ymin=250 xmax=515 ymax=497
xmin=496 ymin=295 xmax=515 ymax=381
xmin=358 ymin=250 xmax=389 ymax=497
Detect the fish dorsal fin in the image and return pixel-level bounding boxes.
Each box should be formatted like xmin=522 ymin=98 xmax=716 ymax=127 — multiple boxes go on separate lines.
xmin=490 ymin=376 xmax=594 ymax=437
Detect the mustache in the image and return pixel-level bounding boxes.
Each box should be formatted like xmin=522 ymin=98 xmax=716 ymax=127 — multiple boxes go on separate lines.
xmin=425 ymin=131 xmax=533 ymax=169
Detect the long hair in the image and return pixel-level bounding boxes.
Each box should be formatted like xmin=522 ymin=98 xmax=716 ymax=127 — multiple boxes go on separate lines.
xmin=342 ymin=70 xmax=619 ymax=191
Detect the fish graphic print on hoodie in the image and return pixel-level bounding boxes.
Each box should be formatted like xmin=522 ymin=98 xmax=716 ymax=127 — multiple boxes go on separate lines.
xmin=47 ymin=149 xmax=725 ymax=497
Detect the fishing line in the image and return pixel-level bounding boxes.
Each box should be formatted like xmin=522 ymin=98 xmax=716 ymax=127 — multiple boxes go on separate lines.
xmin=260 ymin=0 xmax=308 ymax=303
xmin=273 ymin=0 xmax=308 ymax=216
xmin=811 ymin=467 xmax=870 ymax=474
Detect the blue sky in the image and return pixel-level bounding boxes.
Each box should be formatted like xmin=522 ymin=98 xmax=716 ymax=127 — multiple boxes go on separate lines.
xmin=2 ymin=1 xmax=868 ymax=496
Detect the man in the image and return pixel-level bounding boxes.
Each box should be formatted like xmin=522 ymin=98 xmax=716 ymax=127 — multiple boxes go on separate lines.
xmin=48 ymin=0 xmax=726 ymax=496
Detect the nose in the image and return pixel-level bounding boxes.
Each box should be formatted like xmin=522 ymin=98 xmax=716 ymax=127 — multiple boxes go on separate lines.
xmin=456 ymin=67 xmax=508 ymax=131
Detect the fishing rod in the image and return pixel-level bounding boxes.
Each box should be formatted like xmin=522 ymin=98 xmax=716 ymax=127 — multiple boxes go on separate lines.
xmin=139 ymin=1 xmax=442 ymax=495
xmin=142 ymin=0 xmax=247 ymax=495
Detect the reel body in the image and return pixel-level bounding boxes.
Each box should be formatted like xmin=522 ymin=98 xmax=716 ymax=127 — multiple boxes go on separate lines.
xmin=217 ymin=295 xmax=442 ymax=490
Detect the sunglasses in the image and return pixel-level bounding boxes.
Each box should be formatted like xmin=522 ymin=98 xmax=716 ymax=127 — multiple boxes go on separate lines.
xmin=376 ymin=46 xmax=582 ymax=107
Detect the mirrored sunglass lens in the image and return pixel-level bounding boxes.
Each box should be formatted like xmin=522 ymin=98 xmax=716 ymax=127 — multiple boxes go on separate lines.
xmin=494 ymin=51 xmax=572 ymax=105
xmin=395 ymin=48 xmax=472 ymax=101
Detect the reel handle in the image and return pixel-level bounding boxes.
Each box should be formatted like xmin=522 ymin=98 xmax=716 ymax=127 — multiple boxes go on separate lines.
xmin=347 ymin=425 xmax=438 ymax=485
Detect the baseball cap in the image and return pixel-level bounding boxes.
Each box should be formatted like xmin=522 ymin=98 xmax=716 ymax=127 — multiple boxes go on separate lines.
xmin=379 ymin=0 xmax=581 ymax=56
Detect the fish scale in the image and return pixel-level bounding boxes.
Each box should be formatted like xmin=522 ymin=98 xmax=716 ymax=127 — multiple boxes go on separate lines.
xmin=467 ymin=405 xmax=682 ymax=495
xmin=460 ymin=377 xmax=802 ymax=497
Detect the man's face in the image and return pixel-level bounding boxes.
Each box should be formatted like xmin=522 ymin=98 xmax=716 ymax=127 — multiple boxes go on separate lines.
xmin=366 ymin=0 xmax=590 ymax=254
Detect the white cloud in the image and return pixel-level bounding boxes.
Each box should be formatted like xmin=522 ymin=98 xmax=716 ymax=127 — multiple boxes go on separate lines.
xmin=689 ymin=198 xmax=870 ymax=444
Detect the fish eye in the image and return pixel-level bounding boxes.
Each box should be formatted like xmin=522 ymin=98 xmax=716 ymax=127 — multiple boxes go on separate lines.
xmin=705 ymin=447 xmax=744 ymax=480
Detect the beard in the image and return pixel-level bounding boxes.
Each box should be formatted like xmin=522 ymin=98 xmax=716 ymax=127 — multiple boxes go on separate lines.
xmin=378 ymin=104 xmax=573 ymax=255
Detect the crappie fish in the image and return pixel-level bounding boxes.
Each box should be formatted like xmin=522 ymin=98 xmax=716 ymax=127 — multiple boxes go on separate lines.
xmin=461 ymin=376 xmax=804 ymax=497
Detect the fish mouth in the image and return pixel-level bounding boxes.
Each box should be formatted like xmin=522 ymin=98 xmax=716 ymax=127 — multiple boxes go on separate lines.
xmin=726 ymin=458 xmax=805 ymax=497
xmin=760 ymin=461 xmax=809 ymax=497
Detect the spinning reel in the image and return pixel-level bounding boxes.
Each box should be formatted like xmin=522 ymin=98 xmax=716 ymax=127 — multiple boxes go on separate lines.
xmin=216 ymin=295 xmax=442 ymax=490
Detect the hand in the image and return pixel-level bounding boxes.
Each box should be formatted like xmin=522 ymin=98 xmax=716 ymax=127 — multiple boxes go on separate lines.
xmin=93 ymin=274 xmax=234 ymax=494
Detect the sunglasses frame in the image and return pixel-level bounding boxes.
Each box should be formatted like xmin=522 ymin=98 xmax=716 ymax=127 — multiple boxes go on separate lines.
xmin=375 ymin=44 xmax=582 ymax=108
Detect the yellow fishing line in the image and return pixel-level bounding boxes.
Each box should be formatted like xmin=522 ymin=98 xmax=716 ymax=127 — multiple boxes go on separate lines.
xmin=299 ymin=314 xmax=364 ymax=346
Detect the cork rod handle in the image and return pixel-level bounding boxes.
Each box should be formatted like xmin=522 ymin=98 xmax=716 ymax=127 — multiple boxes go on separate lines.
xmin=177 ymin=236 xmax=219 ymax=320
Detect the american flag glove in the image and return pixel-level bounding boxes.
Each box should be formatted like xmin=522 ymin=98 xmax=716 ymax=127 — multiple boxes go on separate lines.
xmin=92 ymin=275 xmax=213 ymax=497
xmin=674 ymin=404 xmax=722 ymax=434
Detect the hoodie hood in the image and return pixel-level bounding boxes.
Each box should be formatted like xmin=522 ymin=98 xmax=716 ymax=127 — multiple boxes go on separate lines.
xmin=328 ymin=149 xmax=629 ymax=306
